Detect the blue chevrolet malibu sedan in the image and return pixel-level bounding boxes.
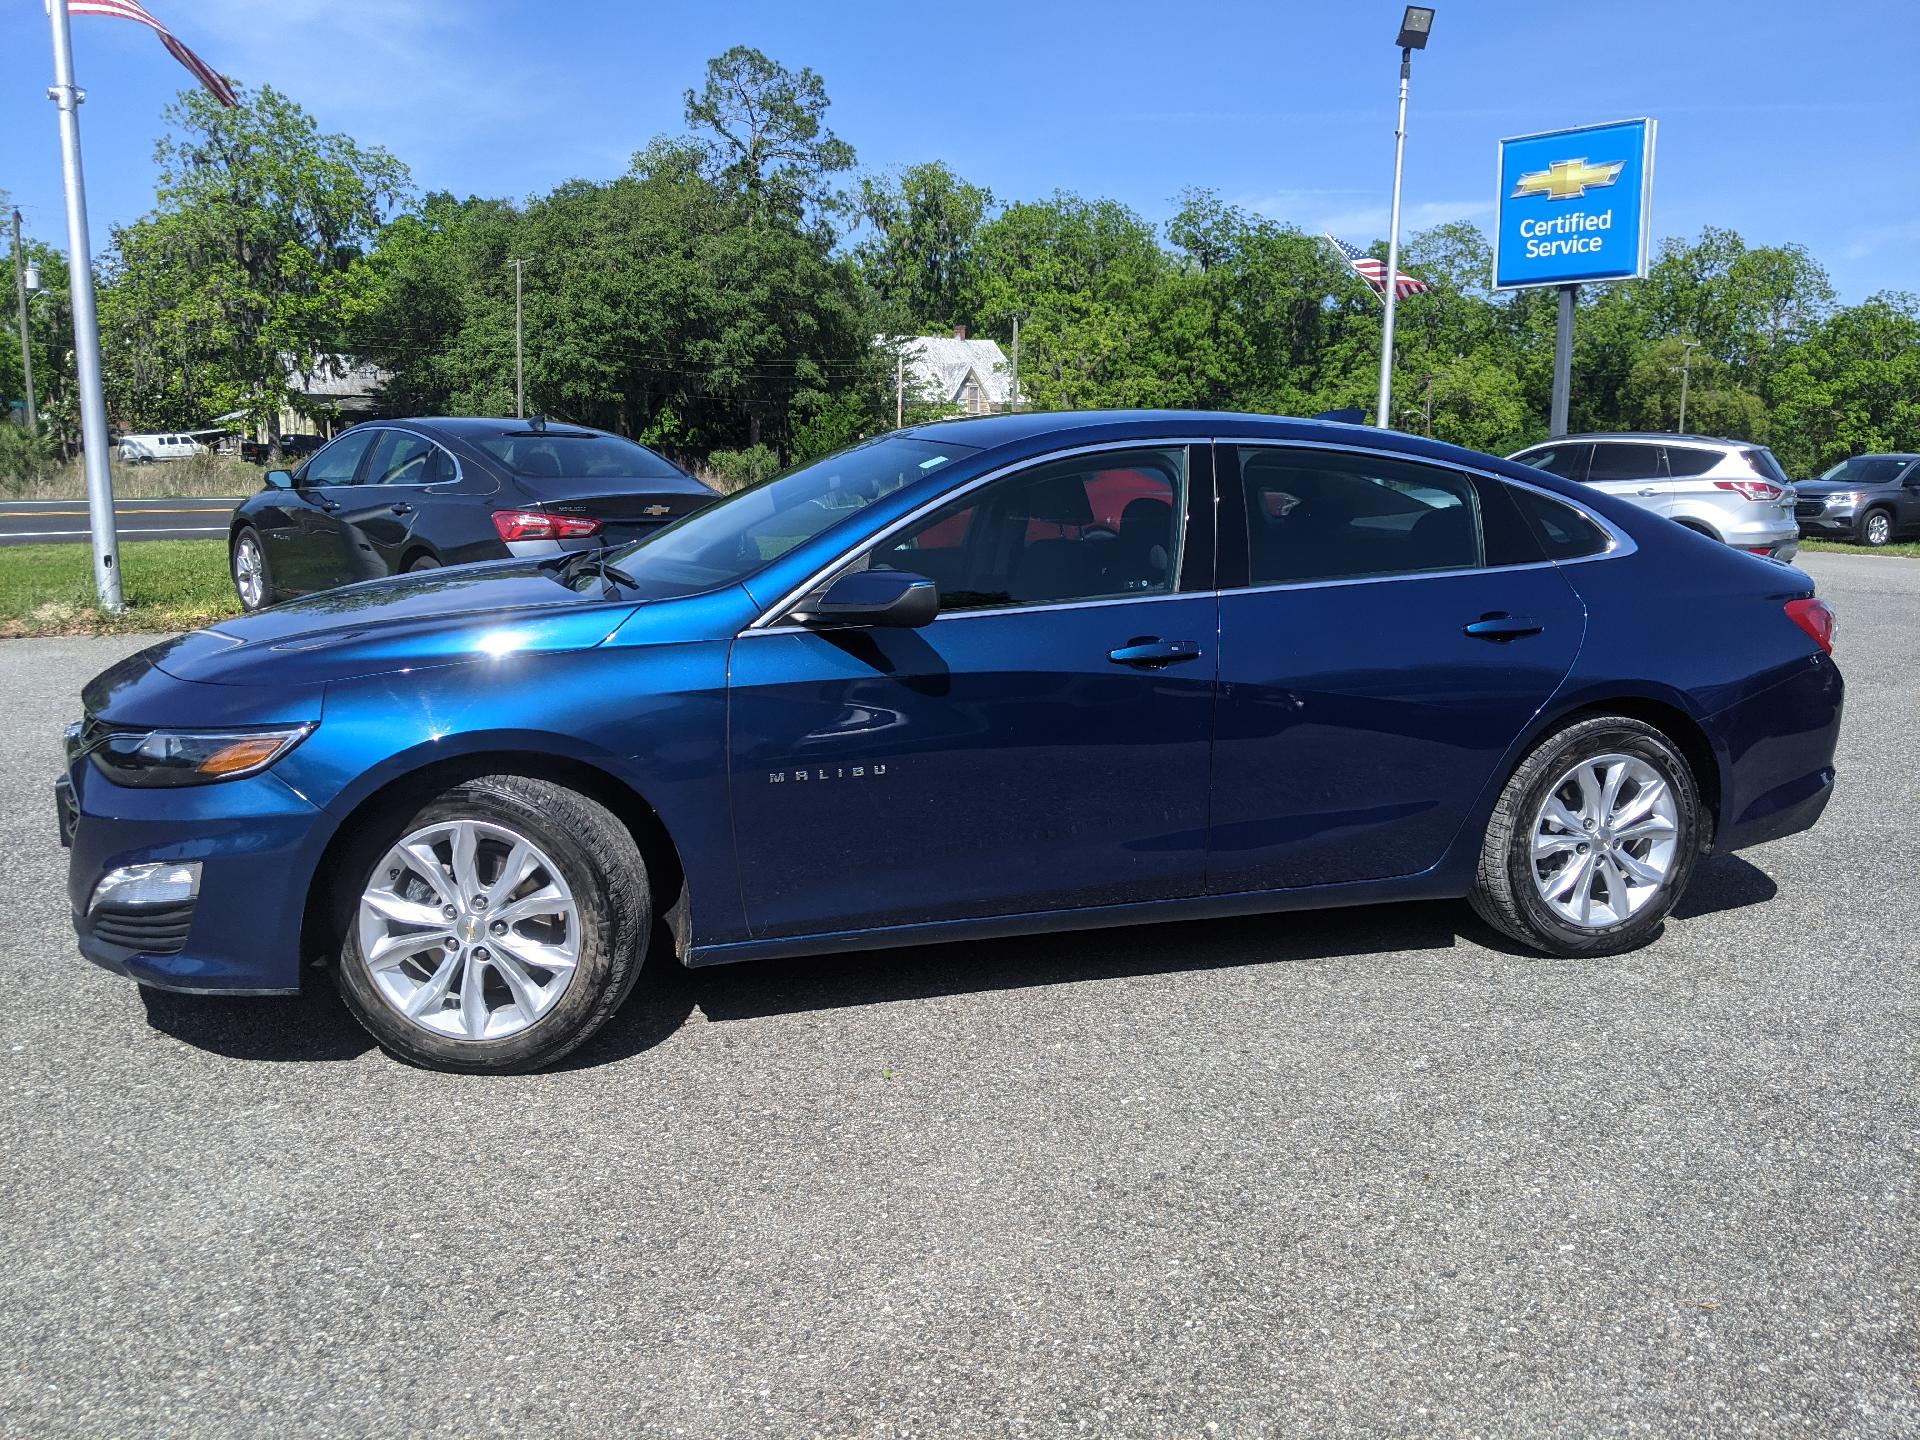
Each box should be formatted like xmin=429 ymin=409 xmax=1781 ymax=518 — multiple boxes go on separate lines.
xmin=60 ymin=413 xmax=1843 ymax=1072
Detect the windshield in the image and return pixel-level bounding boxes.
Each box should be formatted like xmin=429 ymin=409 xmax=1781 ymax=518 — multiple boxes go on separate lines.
xmin=475 ymin=432 xmax=683 ymax=480
xmin=1818 ymin=456 xmax=1909 ymax=486
xmin=604 ymin=436 xmax=970 ymax=599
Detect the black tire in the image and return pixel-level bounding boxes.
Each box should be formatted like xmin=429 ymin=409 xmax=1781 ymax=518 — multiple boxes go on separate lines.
xmin=1469 ymin=716 xmax=1703 ymax=958
xmin=406 ymin=553 xmax=442 ymax=573
xmin=1859 ymin=508 xmax=1894 ymax=548
xmin=230 ymin=525 xmax=273 ymax=610
xmin=332 ymin=775 xmax=650 ymax=1073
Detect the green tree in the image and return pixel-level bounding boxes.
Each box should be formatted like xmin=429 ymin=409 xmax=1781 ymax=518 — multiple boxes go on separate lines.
xmin=854 ymin=162 xmax=994 ymax=331
xmin=98 ymin=83 xmax=410 ymax=436
xmin=1769 ymin=294 xmax=1920 ymax=474
xmin=681 ymin=46 xmax=855 ymax=229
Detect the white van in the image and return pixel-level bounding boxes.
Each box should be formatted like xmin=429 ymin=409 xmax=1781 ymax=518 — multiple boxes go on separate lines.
xmin=117 ymin=433 xmax=204 ymax=464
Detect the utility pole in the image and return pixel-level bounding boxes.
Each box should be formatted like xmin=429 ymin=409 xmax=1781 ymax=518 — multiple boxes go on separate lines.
xmin=1006 ymin=311 xmax=1021 ymax=410
xmin=1675 ymin=339 xmax=1698 ymax=434
xmin=895 ymin=351 xmax=903 ymax=429
xmin=46 ymin=0 xmax=122 ymax=611
xmin=509 ymin=258 xmax=527 ymax=418
xmin=10 ymin=209 xmax=38 ymax=434
xmin=1422 ymin=374 xmax=1434 ymax=436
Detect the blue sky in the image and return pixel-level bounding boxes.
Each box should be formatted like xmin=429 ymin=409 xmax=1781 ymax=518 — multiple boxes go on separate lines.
xmin=3 ymin=0 xmax=1915 ymax=301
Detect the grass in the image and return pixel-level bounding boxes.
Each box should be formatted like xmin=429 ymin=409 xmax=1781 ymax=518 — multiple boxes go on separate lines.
xmin=0 ymin=539 xmax=239 ymax=638
xmin=3 ymin=454 xmax=260 ymax=501
xmin=1799 ymin=538 xmax=1920 ymax=559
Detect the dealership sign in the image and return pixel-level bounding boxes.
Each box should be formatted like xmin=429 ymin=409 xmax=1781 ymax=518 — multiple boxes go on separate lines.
xmin=1493 ymin=118 xmax=1655 ymax=290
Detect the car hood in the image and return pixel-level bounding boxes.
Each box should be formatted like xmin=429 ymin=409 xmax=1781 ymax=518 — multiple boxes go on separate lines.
xmin=1795 ymin=480 xmax=1890 ymax=496
xmin=150 ymin=562 xmax=637 ymax=688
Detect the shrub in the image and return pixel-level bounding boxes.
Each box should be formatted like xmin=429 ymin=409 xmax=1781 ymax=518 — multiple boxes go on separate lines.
xmin=704 ymin=444 xmax=782 ymax=493
xmin=0 ymin=426 xmax=55 ymax=495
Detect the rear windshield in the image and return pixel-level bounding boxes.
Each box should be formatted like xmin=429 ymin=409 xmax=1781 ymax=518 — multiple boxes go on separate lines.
xmin=1741 ymin=447 xmax=1790 ymax=484
xmin=475 ymin=432 xmax=684 ymax=480
xmin=1818 ymin=456 xmax=1909 ymax=485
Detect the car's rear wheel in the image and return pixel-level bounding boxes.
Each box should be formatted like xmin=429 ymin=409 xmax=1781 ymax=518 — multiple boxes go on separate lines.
xmin=332 ymin=775 xmax=649 ymax=1072
xmin=406 ymin=553 xmax=442 ymax=573
xmin=1470 ymin=716 xmax=1702 ymax=957
xmin=1861 ymin=509 xmax=1893 ymax=547
xmin=231 ymin=526 xmax=271 ymax=610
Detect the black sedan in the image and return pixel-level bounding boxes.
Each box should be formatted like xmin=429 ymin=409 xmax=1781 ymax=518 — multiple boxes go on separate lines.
xmin=228 ymin=417 xmax=718 ymax=609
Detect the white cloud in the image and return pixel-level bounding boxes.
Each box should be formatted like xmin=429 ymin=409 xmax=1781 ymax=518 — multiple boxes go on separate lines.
xmin=1245 ymin=192 xmax=1492 ymax=242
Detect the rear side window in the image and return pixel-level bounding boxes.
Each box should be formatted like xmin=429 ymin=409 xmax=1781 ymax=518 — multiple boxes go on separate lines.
xmin=1742 ymin=447 xmax=1790 ymax=485
xmin=1664 ymin=446 xmax=1722 ymax=477
xmin=1516 ymin=443 xmax=1590 ymax=481
xmin=1587 ymin=442 xmax=1661 ymax=480
xmin=1509 ymin=485 xmax=1611 ymax=559
xmin=1239 ymin=448 xmax=1481 ymax=585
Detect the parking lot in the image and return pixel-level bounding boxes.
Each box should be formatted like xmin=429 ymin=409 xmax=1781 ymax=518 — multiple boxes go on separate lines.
xmin=1 ymin=550 xmax=1914 ymax=1438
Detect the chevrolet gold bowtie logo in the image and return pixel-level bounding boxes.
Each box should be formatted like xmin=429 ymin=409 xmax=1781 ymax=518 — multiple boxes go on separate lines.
xmin=1512 ymin=157 xmax=1626 ymax=202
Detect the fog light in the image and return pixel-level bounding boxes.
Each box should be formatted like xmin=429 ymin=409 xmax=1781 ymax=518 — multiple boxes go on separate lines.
xmin=89 ymin=861 xmax=202 ymax=912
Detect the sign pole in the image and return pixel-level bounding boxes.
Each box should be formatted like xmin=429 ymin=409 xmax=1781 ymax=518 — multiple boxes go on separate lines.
xmin=1550 ymin=283 xmax=1576 ymax=438
xmin=10 ymin=209 xmax=38 ymax=435
xmin=46 ymin=0 xmax=123 ymax=612
xmin=1375 ymin=47 xmax=1411 ymax=428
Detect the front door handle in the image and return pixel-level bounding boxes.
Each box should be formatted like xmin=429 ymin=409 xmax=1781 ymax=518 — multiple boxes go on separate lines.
xmin=1463 ymin=614 xmax=1543 ymax=642
xmin=1108 ymin=638 xmax=1204 ymax=668
xmin=389 ymin=502 xmax=414 ymax=515
xmin=1636 ymin=487 xmax=1660 ymax=497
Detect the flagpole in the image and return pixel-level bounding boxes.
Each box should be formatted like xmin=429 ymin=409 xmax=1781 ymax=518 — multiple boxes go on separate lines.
xmin=46 ymin=0 xmax=124 ymax=611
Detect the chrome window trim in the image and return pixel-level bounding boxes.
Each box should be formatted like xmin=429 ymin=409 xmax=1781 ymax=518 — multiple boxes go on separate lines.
xmin=746 ymin=437 xmax=1201 ymax=630
xmin=745 ymin=432 xmax=1635 ymax=633
xmin=750 ymin=586 xmax=1206 ymax=637
xmin=348 ymin=424 xmax=467 ymax=488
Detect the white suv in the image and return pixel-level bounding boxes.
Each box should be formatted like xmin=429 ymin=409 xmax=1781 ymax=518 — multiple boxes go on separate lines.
xmin=116 ymin=433 xmax=204 ymax=464
xmin=1509 ymin=434 xmax=1798 ymax=561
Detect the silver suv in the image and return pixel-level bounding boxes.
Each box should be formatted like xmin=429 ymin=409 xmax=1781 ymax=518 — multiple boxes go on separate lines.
xmin=1508 ymin=434 xmax=1798 ymax=561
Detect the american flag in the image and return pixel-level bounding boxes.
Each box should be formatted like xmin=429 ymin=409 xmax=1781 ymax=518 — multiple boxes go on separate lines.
xmin=1326 ymin=234 xmax=1430 ymax=301
xmin=70 ymin=0 xmax=239 ymax=108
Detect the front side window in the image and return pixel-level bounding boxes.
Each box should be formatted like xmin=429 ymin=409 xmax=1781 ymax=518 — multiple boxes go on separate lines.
xmin=363 ymin=430 xmax=434 ymax=486
xmin=1587 ymin=442 xmax=1661 ymax=481
xmin=1240 ymin=448 xmax=1480 ymax=585
xmin=869 ymin=448 xmax=1187 ymax=612
xmin=299 ymin=429 xmax=375 ymax=486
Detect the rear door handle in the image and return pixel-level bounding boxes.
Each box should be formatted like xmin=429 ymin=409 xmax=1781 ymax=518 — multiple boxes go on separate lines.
xmin=1108 ymin=638 xmax=1204 ymax=668
xmin=389 ymin=502 xmax=414 ymax=515
xmin=1463 ymin=614 xmax=1543 ymax=642
xmin=1636 ymin=487 xmax=1660 ymax=497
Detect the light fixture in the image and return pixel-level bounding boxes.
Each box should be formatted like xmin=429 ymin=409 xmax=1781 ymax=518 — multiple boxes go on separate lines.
xmin=1397 ymin=5 xmax=1435 ymax=49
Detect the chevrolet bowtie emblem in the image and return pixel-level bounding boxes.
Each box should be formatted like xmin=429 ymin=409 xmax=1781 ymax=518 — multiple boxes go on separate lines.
xmin=641 ymin=504 xmax=671 ymax=517
xmin=1512 ymin=157 xmax=1626 ymax=202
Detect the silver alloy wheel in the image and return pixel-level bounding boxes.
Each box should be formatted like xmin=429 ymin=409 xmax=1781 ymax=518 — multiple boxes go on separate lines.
xmin=1530 ymin=752 xmax=1680 ymax=929
xmin=233 ymin=534 xmax=265 ymax=607
xmin=1866 ymin=511 xmax=1891 ymax=545
xmin=356 ymin=818 xmax=581 ymax=1041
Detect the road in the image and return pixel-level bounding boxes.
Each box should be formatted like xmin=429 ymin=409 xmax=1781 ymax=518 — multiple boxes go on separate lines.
xmin=1 ymin=552 xmax=1914 ymax=1438
xmin=0 ymin=495 xmax=240 ymax=546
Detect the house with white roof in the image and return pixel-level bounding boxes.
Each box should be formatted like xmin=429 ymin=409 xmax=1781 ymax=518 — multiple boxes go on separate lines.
xmin=887 ymin=328 xmax=1013 ymax=416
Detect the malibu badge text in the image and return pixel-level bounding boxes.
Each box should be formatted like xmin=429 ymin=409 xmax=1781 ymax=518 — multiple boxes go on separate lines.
xmin=769 ymin=765 xmax=888 ymax=783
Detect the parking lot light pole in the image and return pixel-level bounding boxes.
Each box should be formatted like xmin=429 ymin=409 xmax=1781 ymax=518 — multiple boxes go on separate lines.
xmin=1376 ymin=6 xmax=1434 ymax=430
xmin=46 ymin=0 xmax=123 ymax=611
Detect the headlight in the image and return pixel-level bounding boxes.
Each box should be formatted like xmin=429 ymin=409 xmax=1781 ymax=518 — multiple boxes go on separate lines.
xmin=87 ymin=724 xmax=312 ymax=787
xmin=1825 ymin=491 xmax=1863 ymax=507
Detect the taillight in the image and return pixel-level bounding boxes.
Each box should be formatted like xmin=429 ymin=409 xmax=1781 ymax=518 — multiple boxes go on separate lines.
xmin=1784 ymin=597 xmax=1835 ymax=654
xmin=491 ymin=509 xmax=601 ymax=542
xmin=1713 ymin=479 xmax=1784 ymax=502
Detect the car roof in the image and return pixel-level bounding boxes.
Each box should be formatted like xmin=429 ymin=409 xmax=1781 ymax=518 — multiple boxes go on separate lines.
xmin=381 ymin=416 xmax=617 ymax=441
xmin=1521 ymin=432 xmax=1755 ymax=449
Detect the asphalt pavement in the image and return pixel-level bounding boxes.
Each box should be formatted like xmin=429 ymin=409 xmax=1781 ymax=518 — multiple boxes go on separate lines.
xmin=1 ymin=552 xmax=1914 ymax=1438
xmin=0 ymin=495 xmax=240 ymax=546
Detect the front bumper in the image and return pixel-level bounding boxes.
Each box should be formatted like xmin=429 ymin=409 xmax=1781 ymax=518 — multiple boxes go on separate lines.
xmin=64 ymin=757 xmax=323 ymax=994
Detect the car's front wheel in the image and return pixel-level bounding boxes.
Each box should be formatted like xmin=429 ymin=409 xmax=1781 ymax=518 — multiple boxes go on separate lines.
xmin=1860 ymin=509 xmax=1893 ymax=547
xmin=231 ymin=526 xmax=271 ymax=610
xmin=332 ymin=775 xmax=650 ymax=1072
xmin=1470 ymin=716 xmax=1703 ymax=957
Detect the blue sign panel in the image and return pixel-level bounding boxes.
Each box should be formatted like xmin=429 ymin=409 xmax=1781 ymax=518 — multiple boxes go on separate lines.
xmin=1493 ymin=118 xmax=1655 ymax=291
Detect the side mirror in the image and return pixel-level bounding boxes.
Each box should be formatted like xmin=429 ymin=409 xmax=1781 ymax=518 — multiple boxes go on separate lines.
xmin=264 ymin=469 xmax=293 ymax=490
xmin=794 ymin=569 xmax=939 ymax=629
